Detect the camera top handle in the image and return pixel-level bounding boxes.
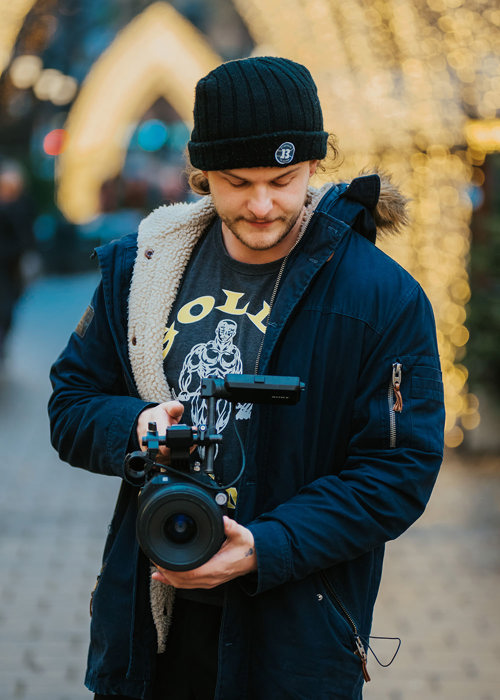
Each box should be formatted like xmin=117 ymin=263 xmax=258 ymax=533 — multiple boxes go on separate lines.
xmin=200 ymin=374 xmax=304 ymax=405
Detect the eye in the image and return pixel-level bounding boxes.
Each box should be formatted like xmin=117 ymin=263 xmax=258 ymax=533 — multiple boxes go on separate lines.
xmin=272 ymin=178 xmax=292 ymax=188
xmin=226 ymin=178 xmax=247 ymax=188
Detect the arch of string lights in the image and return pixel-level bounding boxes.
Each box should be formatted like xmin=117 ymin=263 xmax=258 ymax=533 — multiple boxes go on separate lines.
xmin=55 ymin=3 xmax=220 ymax=224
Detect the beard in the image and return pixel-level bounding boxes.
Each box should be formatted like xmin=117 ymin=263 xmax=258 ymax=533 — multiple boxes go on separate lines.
xmin=219 ymin=208 xmax=303 ymax=252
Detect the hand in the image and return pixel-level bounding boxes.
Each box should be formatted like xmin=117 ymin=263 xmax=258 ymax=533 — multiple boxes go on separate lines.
xmin=136 ymin=400 xmax=185 ymax=464
xmin=151 ymin=516 xmax=257 ymax=588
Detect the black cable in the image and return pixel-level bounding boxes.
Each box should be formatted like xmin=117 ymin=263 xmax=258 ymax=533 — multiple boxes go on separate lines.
xmin=360 ymin=635 xmax=402 ymax=668
xmin=221 ymin=417 xmax=246 ymax=489
xmin=151 ymin=418 xmax=247 ymax=492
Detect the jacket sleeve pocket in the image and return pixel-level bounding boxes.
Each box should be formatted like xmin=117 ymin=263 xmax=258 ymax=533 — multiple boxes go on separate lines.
xmin=405 ymin=363 xmax=444 ymax=453
xmin=412 ymin=375 xmax=444 ymax=403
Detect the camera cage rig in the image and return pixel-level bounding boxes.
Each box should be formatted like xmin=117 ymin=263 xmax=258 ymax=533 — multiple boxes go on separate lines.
xmin=124 ymin=373 xmax=305 ymax=490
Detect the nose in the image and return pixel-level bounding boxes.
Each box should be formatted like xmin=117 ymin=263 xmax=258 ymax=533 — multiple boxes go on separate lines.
xmin=247 ymin=187 xmax=273 ymax=219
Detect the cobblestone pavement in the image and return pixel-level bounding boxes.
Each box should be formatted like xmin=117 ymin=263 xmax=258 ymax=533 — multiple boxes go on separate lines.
xmin=364 ymin=451 xmax=500 ymax=700
xmin=0 ymin=274 xmax=499 ymax=700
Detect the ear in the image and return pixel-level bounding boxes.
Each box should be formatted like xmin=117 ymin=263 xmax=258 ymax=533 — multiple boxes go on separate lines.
xmin=309 ymin=160 xmax=319 ymax=176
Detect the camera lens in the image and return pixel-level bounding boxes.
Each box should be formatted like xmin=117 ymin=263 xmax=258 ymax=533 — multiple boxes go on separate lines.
xmin=136 ymin=479 xmax=225 ymax=571
xmin=165 ymin=513 xmax=197 ymax=544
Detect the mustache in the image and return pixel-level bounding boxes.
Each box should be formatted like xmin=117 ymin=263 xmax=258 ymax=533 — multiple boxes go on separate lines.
xmin=237 ymin=216 xmax=285 ymax=223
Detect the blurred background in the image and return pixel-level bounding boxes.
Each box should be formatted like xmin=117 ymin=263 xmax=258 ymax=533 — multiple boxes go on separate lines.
xmin=0 ymin=1 xmax=499 ymax=699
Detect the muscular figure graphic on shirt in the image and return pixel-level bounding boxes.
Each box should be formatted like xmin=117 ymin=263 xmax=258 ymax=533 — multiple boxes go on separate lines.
xmin=178 ymin=319 xmax=243 ymax=433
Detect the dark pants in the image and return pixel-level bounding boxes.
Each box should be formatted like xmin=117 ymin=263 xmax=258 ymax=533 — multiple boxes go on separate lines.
xmin=95 ymin=597 xmax=222 ymax=700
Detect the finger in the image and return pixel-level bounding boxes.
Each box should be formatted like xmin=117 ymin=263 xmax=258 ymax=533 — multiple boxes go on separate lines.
xmin=223 ymin=515 xmax=239 ymax=538
xmin=139 ymin=405 xmax=168 ymax=431
xmin=152 ymin=569 xmax=171 ymax=585
xmin=163 ymin=400 xmax=185 ymax=423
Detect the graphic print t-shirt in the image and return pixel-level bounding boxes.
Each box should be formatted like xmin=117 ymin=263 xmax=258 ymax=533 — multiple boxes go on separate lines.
xmin=163 ymin=218 xmax=282 ymax=509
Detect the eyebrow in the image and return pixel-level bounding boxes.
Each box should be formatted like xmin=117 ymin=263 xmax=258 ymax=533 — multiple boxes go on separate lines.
xmin=220 ymin=166 xmax=302 ymax=183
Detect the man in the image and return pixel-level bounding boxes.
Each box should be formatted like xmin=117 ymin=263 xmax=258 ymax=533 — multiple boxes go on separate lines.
xmin=0 ymin=161 xmax=36 ymax=359
xmin=49 ymin=57 xmax=445 ymax=700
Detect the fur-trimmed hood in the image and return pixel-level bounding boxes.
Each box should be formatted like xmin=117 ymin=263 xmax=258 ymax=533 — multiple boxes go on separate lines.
xmin=371 ymin=173 xmax=409 ymax=235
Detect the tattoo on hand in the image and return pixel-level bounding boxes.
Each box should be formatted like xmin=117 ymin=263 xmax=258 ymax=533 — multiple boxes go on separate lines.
xmin=245 ymin=547 xmax=254 ymax=557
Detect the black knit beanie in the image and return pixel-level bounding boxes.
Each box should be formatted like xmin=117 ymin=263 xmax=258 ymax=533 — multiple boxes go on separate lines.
xmin=188 ymin=56 xmax=328 ymax=170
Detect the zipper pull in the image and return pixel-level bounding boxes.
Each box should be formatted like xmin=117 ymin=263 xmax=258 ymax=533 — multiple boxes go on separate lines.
xmin=354 ymin=635 xmax=371 ymax=682
xmin=392 ymin=362 xmax=403 ymax=413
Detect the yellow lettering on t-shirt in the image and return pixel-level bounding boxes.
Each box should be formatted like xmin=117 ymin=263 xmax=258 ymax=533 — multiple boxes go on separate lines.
xmin=216 ymin=289 xmax=249 ymax=316
xmin=162 ymin=322 xmax=179 ymax=358
xmin=246 ymin=301 xmax=270 ymax=333
xmin=177 ymin=296 xmax=215 ymax=324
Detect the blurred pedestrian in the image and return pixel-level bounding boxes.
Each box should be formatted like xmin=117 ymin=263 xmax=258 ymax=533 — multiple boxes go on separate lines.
xmin=0 ymin=161 xmax=36 ymax=359
xmin=49 ymin=57 xmax=445 ymax=699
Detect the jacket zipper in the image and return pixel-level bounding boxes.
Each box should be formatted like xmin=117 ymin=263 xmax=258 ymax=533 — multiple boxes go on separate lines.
xmin=319 ymin=572 xmax=371 ymax=682
xmin=254 ymin=252 xmax=288 ymax=374
xmin=388 ymin=362 xmax=403 ymax=448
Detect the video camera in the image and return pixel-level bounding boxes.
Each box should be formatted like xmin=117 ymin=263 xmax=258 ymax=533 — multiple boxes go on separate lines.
xmin=124 ymin=374 xmax=304 ymax=572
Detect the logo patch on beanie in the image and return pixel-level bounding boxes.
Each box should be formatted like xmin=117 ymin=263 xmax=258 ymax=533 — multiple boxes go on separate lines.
xmin=275 ymin=142 xmax=295 ymax=165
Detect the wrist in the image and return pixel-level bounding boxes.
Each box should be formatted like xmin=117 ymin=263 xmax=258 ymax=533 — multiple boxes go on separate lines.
xmin=130 ymin=402 xmax=157 ymax=452
xmin=241 ymin=530 xmax=257 ymax=574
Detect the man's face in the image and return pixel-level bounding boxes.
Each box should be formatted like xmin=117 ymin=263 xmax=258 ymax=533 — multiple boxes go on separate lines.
xmin=204 ymin=161 xmax=318 ymax=263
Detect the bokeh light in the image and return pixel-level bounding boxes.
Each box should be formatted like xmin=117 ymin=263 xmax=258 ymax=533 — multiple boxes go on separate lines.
xmin=230 ymin=0 xmax=500 ymax=446
xmin=9 ymin=54 xmax=42 ymax=88
xmin=43 ymin=129 xmax=68 ymax=156
xmin=56 ymin=2 xmax=220 ymax=226
xmin=137 ymin=119 xmax=169 ymax=152
xmin=33 ymin=69 xmax=77 ymax=105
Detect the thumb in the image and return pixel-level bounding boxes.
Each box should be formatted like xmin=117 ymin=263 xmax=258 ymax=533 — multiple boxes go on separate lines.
xmin=163 ymin=400 xmax=185 ymax=422
xmin=223 ymin=515 xmax=240 ymax=539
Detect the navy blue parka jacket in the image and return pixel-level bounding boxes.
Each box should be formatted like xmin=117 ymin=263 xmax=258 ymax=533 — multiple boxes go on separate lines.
xmin=49 ymin=176 xmax=445 ymax=699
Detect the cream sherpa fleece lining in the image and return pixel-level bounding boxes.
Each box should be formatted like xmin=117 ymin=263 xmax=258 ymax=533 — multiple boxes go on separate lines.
xmin=128 ymin=195 xmax=219 ymax=653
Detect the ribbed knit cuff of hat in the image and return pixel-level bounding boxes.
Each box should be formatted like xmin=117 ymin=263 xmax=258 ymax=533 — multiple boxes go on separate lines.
xmin=188 ymin=130 xmax=328 ymax=171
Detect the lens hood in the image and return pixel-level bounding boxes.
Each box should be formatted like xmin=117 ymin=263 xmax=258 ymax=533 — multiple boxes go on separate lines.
xmin=136 ymin=478 xmax=225 ymax=571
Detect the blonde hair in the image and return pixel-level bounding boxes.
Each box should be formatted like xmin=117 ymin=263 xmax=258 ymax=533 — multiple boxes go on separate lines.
xmin=185 ymin=134 xmax=342 ymax=196
xmin=186 ymin=163 xmax=210 ymax=196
